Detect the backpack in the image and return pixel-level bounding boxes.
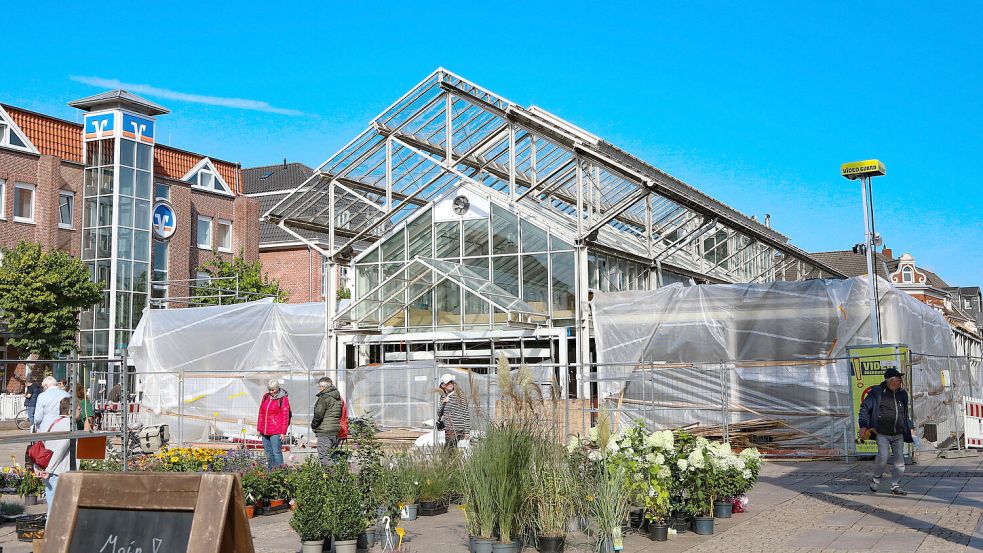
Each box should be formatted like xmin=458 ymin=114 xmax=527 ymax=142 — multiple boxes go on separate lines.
xmin=277 ymin=396 xmax=292 ymax=427
xmin=338 ymin=399 xmax=349 ymax=439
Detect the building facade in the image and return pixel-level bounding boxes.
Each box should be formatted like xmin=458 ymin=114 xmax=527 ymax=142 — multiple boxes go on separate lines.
xmin=0 ymin=91 xmax=259 ymax=359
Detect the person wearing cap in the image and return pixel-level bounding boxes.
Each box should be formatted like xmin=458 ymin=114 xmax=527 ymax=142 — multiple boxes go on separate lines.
xmin=858 ymin=367 xmax=914 ymax=495
xmin=438 ymin=373 xmax=471 ymax=448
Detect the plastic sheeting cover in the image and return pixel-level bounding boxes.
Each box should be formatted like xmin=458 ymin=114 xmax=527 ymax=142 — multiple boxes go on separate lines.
xmin=591 ymin=277 xmax=969 ymax=446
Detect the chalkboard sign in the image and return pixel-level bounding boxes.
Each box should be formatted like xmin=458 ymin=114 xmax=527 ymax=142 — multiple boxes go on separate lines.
xmin=69 ymin=508 xmax=193 ymax=553
xmin=42 ymin=472 xmax=253 ymax=553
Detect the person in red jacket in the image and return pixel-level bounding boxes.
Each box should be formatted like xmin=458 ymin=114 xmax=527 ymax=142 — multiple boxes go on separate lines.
xmin=257 ymin=379 xmax=291 ymax=470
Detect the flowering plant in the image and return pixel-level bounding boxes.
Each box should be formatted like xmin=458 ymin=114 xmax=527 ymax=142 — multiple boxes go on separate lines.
xmin=152 ymin=447 xmax=228 ymax=472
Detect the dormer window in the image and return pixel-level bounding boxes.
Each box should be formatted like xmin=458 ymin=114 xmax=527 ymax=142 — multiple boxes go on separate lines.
xmin=901 ymin=266 xmax=913 ymax=283
xmin=183 ymin=158 xmax=232 ymax=196
xmin=0 ymin=106 xmax=39 ymax=154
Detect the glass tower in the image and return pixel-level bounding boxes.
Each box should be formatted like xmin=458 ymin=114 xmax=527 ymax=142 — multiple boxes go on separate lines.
xmin=71 ymin=92 xmax=169 ymax=357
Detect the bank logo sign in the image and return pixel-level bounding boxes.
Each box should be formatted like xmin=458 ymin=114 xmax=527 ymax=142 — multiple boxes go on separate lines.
xmin=122 ymin=113 xmax=155 ymax=144
xmin=84 ymin=113 xmax=115 ymax=140
xmin=152 ymin=201 xmax=176 ymax=240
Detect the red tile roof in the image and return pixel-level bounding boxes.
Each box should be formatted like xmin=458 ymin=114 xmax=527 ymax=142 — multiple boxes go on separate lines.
xmin=2 ymin=104 xmax=240 ymax=193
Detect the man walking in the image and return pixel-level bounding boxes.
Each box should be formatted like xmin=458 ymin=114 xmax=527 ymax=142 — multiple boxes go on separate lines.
xmin=438 ymin=374 xmax=471 ymax=448
xmin=311 ymin=377 xmax=342 ymax=465
xmin=858 ymin=367 xmax=914 ymax=495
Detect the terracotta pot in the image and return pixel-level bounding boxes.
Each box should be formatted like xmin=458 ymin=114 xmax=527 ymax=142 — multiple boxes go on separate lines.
xmin=245 ymin=505 xmax=254 ymax=519
xmin=270 ymin=499 xmax=286 ymax=508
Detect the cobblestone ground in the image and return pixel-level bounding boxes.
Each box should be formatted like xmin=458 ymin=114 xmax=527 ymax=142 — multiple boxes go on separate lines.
xmin=0 ymin=444 xmax=980 ymax=552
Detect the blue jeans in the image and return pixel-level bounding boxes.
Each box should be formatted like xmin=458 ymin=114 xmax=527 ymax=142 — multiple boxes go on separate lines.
xmin=44 ymin=473 xmax=59 ymax=520
xmin=27 ymin=404 xmax=36 ymax=426
xmin=261 ymin=434 xmax=283 ymax=470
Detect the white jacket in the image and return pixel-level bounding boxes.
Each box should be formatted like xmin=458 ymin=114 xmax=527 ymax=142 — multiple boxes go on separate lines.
xmin=42 ymin=416 xmax=73 ymax=476
xmin=33 ymin=388 xmax=70 ymax=432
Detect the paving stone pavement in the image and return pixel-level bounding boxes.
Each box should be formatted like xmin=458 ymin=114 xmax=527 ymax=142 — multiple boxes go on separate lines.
xmin=0 ymin=446 xmax=980 ymax=552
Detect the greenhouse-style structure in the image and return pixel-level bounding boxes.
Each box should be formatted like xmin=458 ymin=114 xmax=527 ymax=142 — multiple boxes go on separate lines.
xmin=265 ymin=68 xmax=845 ymax=391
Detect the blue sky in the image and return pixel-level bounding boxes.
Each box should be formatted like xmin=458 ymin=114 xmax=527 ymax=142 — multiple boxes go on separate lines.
xmin=5 ymin=1 xmax=981 ymax=285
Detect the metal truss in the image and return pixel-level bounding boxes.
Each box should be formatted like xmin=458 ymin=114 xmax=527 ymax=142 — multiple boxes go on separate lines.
xmin=266 ymin=68 xmax=843 ymax=284
xmin=335 ymin=257 xmax=547 ymax=330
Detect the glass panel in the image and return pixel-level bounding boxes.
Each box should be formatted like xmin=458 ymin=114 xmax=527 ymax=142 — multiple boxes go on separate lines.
xmin=94 ymin=291 xmax=110 ymax=329
xmin=114 ymin=331 xmax=130 ymax=353
xmin=154 ymin=183 xmax=170 ymax=201
xmin=120 ymin=139 xmax=135 ymax=168
xmin=137 ymin=143 xmax=152 ymax=171
xmin=406 ymin=213 xmax=432 ymax=258
xmin=407 ymin=290 xmax=433 ymax=329
xmin=97 ymin=196 xmax=113 ymax=227
xmin=58 ymin=194 xmax=73 ymax=226
xmin=93 ymin=330 xmax=109 ymax=357
xmin=522 ymin=254 xmax=549 ymax=313
xmin=131 ymin=293 xmax=147 ymax=328
xmin=117 ymin=196 xmax=133 ymax=228
xmin=434 ymin=280 xmax=461 ymax=327
xmin=8 ymin=130 xmax=24 ymax=148
xmin=152 ymin=240 xmax=168 ymax=281
xmin=13 ymin=186 xmax=33 ymax=220
xmin=462 ymin=218 xmax=489 ymax=257
xmin=197 ymin=218 xmax=211 ymax=248
xmin=521 ymin=220 xmax=548 ymax=252
xmin=136 ymin=170 xmax=151 ymax=199
xmin=134 ymin=199 xmax=150 ymax=230
xmin=362 ymin=247 xmax=379 ymax=263
xmin=97 ymin=228 xmax=112 ymax=258
xmin=550 ymin=233 xmax=573 ymax=251
xmin=132 ymin=262 xmax=149 ymax=293
xmin=434 ymin=221 xmax=460 ymax=258
xmin=84 ymin=169 xmax=96 ymax=196
xmin=381 ymin=230 xmax=405 ymax=262
xmin=116 ymin=292 xmax=131 ymax=328
xmin=491 ymin=204 xmax=518 ymax=254
xmin=551 ymin=252 xmax=575 ymax=319
xmin=217 ymin=222 xmax=232 ymax=250
xmin=355 ymin=264 xmax=379 ymax=299
xmin=117 ymin=228 xmax=133 ymax=260
xmin=492 ymin=255 xmax=519 ymax=297
xmin=99 ymin=166 xmax=114 ymax=195
xmin=82 ymin=231 xmax=96 ymax=259
xmin=133 ymin=231 xmax=150 ymax=263
xmin=588 ymin=253 xmax=598 ymax=290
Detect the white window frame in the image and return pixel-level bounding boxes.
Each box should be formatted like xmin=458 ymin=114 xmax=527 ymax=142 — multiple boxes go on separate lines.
xmin=216 ymin=219 xmax=232 ymax=253
xmin=58 ymin=190 xmax=75 ymax=230
xmin=197 ymin=215 xmax=213 ymax=250
xmin=901 ymin=266 xmax=913 ymax=283
xmin=182 ymin=157 xmax=233 ymax=196
xmin=12 ymin=182 xmax=35 ymax=224
xmin=0 ymin=105 xmax=39 ymax=154
xmin=0 ymin=178 xmax=5 ymax=220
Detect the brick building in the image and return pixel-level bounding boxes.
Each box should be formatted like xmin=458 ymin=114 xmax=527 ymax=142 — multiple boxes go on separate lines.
xmin=0 ymin=91 xmax=259 ymax=359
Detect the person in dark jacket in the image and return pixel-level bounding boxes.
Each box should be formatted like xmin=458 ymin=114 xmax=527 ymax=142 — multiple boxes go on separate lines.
xmin=24 ymin=372 xmax=43 ymax=427
xmin=311 ymin=376 xmax=342 ymax=465
xmin=438 ymin=373 xmax=471 ymax=448
xmin=858 ymin=367 xmax=913 ymax=495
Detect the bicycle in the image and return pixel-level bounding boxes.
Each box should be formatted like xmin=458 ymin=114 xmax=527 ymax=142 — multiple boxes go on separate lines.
xmin=14 ymin=408 xmax=31 ymax=430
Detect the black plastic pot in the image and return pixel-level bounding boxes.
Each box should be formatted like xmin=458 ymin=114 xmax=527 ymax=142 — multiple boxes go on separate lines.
xmin=419 ymin=500 xmax=448 ymax=516
xmin=535 ymin=536 xmax=565 ymax=553
xmin=648 ymin=523 xmax=669 ymax=542
xmin=713 ymin=501 xmax=732 ymax=519
xmin=693 ymin=516 xmax=715 ymax=535
xmin=512 ymin=538 xmax=523 ymax=553
xmin=628 ymin=508 xmax=644 ymax=529
xmin=670 ymin=513 xmax=688 ymax=534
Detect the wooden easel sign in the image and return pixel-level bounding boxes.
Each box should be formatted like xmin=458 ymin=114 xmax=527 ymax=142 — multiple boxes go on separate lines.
xmin=43 ymin=472 xmax=254 ymax=553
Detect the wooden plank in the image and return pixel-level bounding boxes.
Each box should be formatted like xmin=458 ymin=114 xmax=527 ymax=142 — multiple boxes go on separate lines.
xmin=188 ymin=474 xmax=233 ymax=553
xmin=41 ymin=472 xmax=83 ymax=553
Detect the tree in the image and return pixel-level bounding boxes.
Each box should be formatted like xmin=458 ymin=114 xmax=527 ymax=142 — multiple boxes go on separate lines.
xmin=0 ymin=241 xmax=103 ymax=358
xmin=194 ymin=252 xmax=288 ymax=305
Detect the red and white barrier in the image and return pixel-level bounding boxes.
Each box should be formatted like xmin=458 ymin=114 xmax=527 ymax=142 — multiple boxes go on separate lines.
xmin=964 ymin=396 xmax=983 ymax=449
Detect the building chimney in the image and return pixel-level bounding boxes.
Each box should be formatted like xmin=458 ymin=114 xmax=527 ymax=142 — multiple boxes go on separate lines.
xmin=764 ymin=214 xmax=771 ymax=228
xmin=283 ymin=158 xmax=287 ymax=167
xmin=882 ymin=246 xmax=893 ymax=259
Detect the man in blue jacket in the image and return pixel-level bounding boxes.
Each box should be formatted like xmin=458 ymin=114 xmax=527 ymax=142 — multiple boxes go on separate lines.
xmin=858 ymin=367 xmax=914 ymax=495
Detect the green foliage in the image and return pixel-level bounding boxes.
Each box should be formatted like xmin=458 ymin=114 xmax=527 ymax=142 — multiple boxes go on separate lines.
xmin=487 ymin=421 xmax=535 ymax=543
xmin=349 ymin=418 xmax=387 ymax=525
xmin=0 ymin=241 xmax=103 ymax=357
xmin=336 ymin=287 xmax=351 ymax=300
xmin=194 ymin=251 xmax=288 ymax=305
xmin=414 ymin=447 xmax=456 ymax=503
xmin=17 ymin=471 xmax=44 ymax=497
xmin=525 ymin=441 xmax=575 ymax=538
xmin=289 ymin=457 xmax=329 ymax=542
xmin=241 ymin=468 xmax=271 ymax=504
xmin=0 ymin=501 xmax=25 ymax=516
xmin=324 ymin=461 xmax=366 ymax=541
xmin=266 ymin=467 xmax=291 ymax=500
xmin=584 ymin=460 xmax=630 ymax=547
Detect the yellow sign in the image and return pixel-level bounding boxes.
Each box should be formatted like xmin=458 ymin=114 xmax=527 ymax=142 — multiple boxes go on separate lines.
xmin=841 ymin=159 xmax=886 ymax=180
xmin=847 ymin=345 xmax=909 ymax=455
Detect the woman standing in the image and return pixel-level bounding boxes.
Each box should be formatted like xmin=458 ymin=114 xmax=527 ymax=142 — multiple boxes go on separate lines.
xmin=74 ymin=383 xmax=94 ymax=430
xmin=38 ymin=398 xmax=73 ymax=519
xmin=257 ymin=379 xmax=290 ymax=470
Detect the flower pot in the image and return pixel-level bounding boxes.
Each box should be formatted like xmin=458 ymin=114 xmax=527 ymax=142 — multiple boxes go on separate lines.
xmin=693 ymin=516 xmax=714 ymax=535
xmin=419 ymin=500 xmax=447 ymax=516
xmin=475 ymin=538 xmax=495 ymax=553
xmin=357 ymin=533 xmax=368 ymax=550
xmin=335 ymin=538 xmax=358 ymax=553
xmin=713 ymin=501 xmax=732 ymax=519
xmin=302 ymin=540 xmax=325 ymax=553
xmin=245 ymin=505 xmax=254 ymax=519
xmin=599 ymin=537 xmax=614 ymax=553
xmin=492 ymin=543 xmax=513 ymax=553
xmin=469 ymin=536 xmax=477 ymax=553
xmin=402 ymin=504 xmax=418 ymax=520
xmin=24 ymin=495 xmax=38 ymax=506
xmin=648 ymin=523 xmax=668 ymax=542
xmin=364 ymin=528 xmax=376 ymax=549
xmin=535 ymin=535 xmax=565 ymax=553
xmin=628 ymin=509 xmax=644 ymax=529
xmin=670 ymin=513 xmax=688 ymax=534
xmin=511 ymin=538 xmax=523 ymax=553
xmin=270 ymin=499 xmax=286 ymax=508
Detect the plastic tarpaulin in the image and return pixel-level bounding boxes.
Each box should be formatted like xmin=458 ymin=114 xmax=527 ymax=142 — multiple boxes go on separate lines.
xmin=129 ymin=299 xmax=328 ymax=442
xmin=591 ymin=276 xmax=969 ymax=446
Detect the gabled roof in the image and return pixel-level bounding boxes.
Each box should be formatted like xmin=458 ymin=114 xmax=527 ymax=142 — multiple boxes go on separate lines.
xmin=2 ymin=104 xmax=79 ymax=161
xmin=243 ymin=162 xmax=314 ymax=194
xmin=68 ymin=90 xmax=170 ymax=116
xmin=810 ymin=250 xmax=894 ymax=280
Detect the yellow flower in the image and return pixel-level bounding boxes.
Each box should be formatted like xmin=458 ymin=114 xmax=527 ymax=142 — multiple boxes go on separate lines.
xmin=170 ymin=457 xmax=179 ymax=462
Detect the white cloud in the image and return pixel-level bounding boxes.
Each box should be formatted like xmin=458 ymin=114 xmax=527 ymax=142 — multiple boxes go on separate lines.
xmin=70 ymin=76 xmax=306 ymax=116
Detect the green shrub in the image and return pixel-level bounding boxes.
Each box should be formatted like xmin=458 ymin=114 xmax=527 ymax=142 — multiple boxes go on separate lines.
xmin=289 ymin=458 xmax=328 ymax=542
xmin=325 ymin=461 xmax=366 ymax=541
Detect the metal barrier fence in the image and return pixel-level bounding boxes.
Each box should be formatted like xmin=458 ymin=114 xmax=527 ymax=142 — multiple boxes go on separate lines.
xmin=119 ymin=353 xmax=981 ymax=459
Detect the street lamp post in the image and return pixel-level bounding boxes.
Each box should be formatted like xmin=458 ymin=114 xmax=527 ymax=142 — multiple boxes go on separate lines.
xmin=842 ymin=159 xmax=886 ymax=343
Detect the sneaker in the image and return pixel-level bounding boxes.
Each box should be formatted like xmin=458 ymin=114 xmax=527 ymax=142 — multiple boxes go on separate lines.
xmin=869 ymin=480 xmax=879 ymax=493
xmin=890 ymin=487 xmax=908 ymax=496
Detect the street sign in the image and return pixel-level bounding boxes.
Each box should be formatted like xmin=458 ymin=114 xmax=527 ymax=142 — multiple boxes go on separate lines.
xmin=841 ymin=159 xmax=886 ymax=180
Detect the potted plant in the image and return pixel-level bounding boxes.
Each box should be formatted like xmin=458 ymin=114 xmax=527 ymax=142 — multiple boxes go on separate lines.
xmin=325 ymin=461 xmax=366 ymax=553
xmin=395 ymin=453 xmax=420 ymax=520
xmin=585 ymin=461 xmax=630 ymax=553
xmin=241 ymin=468 xmax=270 ymax=514
xmin=488 ymin=421 xmax=534 ymax=553
xmin=460 ymin=440 xmax=496 ymax=553
xmin=679 ymin=437 xmax=715 ymax=535
xmin=17 ymin=471 xmax=43 ymax=506
xmin=289 ymin=458 xmax=329 ymax=553
xmin=417 ymin=448 xmax=454 ymax=515
xmin=266 ymin=467 xmax=291 ymax=511
xmin=526 ymin=442 xmax=574 ymax=553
